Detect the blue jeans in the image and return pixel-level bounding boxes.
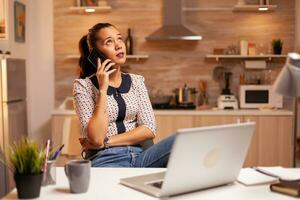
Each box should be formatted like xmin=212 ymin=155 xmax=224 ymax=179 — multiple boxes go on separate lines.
xmin=90 ymin=134 xmax=175 ymax=167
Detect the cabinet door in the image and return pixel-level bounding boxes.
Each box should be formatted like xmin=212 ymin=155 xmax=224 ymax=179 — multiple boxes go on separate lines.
xmin=244 ymin=116 xmax=293 ymax=167
xmin=52 ymin=115 xmax=81 ymax=156
xmin=154 ymin=115 xmax=194 ymax=143
xmin=243 ymin=116 xmax=259 ymax=167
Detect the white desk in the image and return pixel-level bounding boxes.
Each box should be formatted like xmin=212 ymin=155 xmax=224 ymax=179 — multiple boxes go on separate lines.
xmin=3 ymin=167 xmax=296 ymax=200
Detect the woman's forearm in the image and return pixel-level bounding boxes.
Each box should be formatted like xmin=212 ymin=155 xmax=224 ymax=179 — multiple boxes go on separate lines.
xmin=108 ymin=126 xmax=155 ymax=147
xmin=86 ymin=90 xmax=108 ymax=146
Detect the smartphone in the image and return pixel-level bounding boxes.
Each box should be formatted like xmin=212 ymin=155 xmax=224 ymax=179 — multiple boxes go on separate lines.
xmin=87 ymin=48 xmax=108 ymax=69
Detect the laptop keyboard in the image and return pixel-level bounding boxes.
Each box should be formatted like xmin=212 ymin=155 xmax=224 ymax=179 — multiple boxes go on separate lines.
xmin=149 ymin=181 xmax=164 ymax=188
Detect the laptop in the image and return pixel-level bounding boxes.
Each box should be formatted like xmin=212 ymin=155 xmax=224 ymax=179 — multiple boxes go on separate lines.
xmin=120 ymin=122 xmax=255 ymax=197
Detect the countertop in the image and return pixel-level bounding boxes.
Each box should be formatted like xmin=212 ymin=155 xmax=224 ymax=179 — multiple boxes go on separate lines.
xmin=52 ymin=108 xmax=293 ymax=116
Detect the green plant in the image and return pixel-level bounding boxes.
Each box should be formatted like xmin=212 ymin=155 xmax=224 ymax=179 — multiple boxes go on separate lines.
xmin=9 ymin=139 xmax=45 ymax=175
xmin=272 ymin=39 xmax=283 ymax=48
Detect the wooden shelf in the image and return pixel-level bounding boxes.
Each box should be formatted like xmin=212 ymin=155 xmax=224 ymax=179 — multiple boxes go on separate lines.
xmin=233 ymin=4 xmax=277 ymax=12
xmin=205 ymin=54 xmax=287 ymax=61
xmin=182 ymin=7 xmax=233 ymax=12
xmin=126 ymin=54 xmax=149 ymax=61
xmin=69 ymin=6 xmax=112 ymax=13
xmin=65 ymin=54 xmax=149 ymax=61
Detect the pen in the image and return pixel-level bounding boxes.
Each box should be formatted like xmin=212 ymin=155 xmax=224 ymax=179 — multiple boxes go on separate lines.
xmin=51 ymin=144 xmax=65 ymax=160
xmin=252 ymin=167 xmax=280 ymax=179
xmin=43 ymin=139 xmax=51 ymax=173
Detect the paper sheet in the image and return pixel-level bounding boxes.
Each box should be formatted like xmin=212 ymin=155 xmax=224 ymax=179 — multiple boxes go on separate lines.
xmin=238 ymin=168 xmax=278 ymax=186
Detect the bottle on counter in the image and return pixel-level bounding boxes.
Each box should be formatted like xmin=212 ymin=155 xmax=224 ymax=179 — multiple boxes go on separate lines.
xmin=125 ymin=28 xmax=133 ymax=55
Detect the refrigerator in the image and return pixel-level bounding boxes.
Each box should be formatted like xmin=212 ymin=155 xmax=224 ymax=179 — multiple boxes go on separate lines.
xmin=0 ymin=58 xmax=27 ymax=197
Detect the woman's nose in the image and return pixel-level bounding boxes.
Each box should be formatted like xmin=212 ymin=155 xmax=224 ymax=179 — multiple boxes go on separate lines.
xmin=115 ymin=40 xmax=122 ymax=50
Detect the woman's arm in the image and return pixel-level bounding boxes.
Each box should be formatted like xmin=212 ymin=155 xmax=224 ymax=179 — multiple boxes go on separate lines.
xmin=86 ymin=59 xmax=116 ymax=146
xmin=86 ymin=90 xmax=108 ymax=146
xmin=108 ymin=126 xmax=154 ymax=146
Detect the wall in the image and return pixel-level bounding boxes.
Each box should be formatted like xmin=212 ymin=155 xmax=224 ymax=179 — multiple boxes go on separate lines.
xmin=0 ymin=0 xmax=54 ymax=142
xmin=27 ymin=0 xmax=54 ymax=142
xmin=54 ymin=0 xmax=294 ymax=107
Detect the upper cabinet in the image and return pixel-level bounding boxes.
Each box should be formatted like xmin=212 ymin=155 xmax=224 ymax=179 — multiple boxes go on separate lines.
xmin=69 ymin=0 xmax=112 ymax=13
xmin=233 ymin=0 xmax=277 ymax=12
xmin=183 ymin=0 xmax=278 ymax=12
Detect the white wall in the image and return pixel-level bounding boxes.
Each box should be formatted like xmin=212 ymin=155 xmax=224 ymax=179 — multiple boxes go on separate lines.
xmin=0 ymin=0 xmax=54 ymax=143
xmin=27 ymin=0 xmax=54 ymax=142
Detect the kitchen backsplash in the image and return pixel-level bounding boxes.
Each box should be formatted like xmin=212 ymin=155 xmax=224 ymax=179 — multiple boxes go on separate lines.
xmin=54 ymin=0 xmax=294 ymax=107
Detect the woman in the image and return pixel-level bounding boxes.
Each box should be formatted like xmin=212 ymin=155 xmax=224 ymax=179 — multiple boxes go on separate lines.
xmin=73 ymin=23 xmax=175 ymax=167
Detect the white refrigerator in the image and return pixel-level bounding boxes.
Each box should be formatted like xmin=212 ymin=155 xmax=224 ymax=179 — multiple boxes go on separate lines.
xmin=0 ymin=58 xmax=27 ymax=197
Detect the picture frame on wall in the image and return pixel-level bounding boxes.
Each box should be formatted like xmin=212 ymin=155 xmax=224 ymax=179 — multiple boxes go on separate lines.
xmin=14 ymin=1 xmax=26 ymax=43
xmin=0 ymin=0 xmax=8 ymax=40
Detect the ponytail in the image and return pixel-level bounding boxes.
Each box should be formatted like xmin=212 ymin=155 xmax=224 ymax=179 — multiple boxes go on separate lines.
xmin=78 ymin=35 xmax=95 ymax=78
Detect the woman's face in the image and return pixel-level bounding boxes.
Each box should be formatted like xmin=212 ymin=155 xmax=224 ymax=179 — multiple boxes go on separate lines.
xmin=95 ymin=26 xmax=126 ymax=65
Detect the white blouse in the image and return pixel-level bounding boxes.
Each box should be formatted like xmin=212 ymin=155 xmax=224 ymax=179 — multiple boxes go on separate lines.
xmin=73 ymin=73 xmax=156 ymax=138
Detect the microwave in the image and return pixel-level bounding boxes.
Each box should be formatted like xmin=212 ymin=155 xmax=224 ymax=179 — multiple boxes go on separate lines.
xmin=239 ymin=85 xmax=283 ymax=109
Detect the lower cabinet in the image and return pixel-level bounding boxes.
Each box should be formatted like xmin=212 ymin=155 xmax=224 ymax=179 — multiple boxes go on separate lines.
xmin=155 ymin=115 xmax=293 ymax=167
xmin=52 ymin=115 xmax=82 ymax=156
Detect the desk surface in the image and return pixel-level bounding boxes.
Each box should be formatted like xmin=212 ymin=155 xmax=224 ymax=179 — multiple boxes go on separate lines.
xmin=3 ymin=167 xmax=295 ymax=200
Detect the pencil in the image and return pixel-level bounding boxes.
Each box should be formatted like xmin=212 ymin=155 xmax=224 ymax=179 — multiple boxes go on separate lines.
xmin=43 ymin=139 xmax=51 ymax=173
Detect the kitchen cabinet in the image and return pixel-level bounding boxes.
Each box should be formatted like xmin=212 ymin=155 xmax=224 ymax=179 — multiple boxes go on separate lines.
xmin=154 ymin=115 xmax=194 ymax=143
xmin=233 ymin=5 xmax=277 ymax=12
xmin=51 ymin=115 xmax=82 ymax=156
xmin=51 ymin=109 xmax=293 ymax=167
xmin=243 ymin=116 xmax=293 ymax=167
xmin=155 ymin=113 xmax=293 ymax=167
xmin=69 ymin=6 xmax=112 ymax=13
xmin=205 ymin=54 xmax=286 ymax=62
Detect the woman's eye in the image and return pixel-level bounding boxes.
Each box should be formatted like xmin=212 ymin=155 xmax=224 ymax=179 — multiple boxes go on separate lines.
xmin=106 ymin=40 xmax=112 ymax=45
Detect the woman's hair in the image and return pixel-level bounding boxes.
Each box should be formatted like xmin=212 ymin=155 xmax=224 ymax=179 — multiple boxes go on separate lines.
xmin=78 ymin=23 xmax=115 ymax=79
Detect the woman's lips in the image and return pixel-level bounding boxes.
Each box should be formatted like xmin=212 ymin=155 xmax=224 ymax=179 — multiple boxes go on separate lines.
xmin=116 ymin=52 xmax=125 ymax=59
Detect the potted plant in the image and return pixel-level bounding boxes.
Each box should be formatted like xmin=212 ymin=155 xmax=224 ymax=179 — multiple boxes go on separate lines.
xmin=7 ymin=139 xmax=45 ymax=199
xmin=272 ymin=39 xmax=283 ymax=55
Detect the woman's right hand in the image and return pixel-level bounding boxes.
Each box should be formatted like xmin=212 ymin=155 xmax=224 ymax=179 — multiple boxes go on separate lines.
xmin=96 ymin=58 xmax=116 ymax=91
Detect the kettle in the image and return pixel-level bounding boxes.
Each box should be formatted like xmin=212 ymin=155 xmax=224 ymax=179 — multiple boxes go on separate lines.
xmin=174 ymin=84 xmax=196 ymax=105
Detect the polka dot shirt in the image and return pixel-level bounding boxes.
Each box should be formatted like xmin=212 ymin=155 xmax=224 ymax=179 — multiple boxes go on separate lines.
xmin=73 ymin=73 xmax=157 ymax=139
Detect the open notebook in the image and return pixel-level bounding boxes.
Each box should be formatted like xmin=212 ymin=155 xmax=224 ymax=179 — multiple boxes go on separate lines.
xmin=238 ymin=167 xmax=300 ymax=186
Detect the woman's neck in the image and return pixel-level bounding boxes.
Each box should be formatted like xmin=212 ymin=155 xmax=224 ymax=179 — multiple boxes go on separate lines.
xmin=109 ymin=65 xmax=122 ymax=88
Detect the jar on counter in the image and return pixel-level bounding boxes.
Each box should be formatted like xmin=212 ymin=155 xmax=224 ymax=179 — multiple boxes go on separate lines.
xmin=240 ymin=39 xmax=248 ymax=56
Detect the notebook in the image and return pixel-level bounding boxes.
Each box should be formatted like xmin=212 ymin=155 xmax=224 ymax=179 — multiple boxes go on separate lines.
xmin=238 ymin=167 xmax=300 ymax=186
